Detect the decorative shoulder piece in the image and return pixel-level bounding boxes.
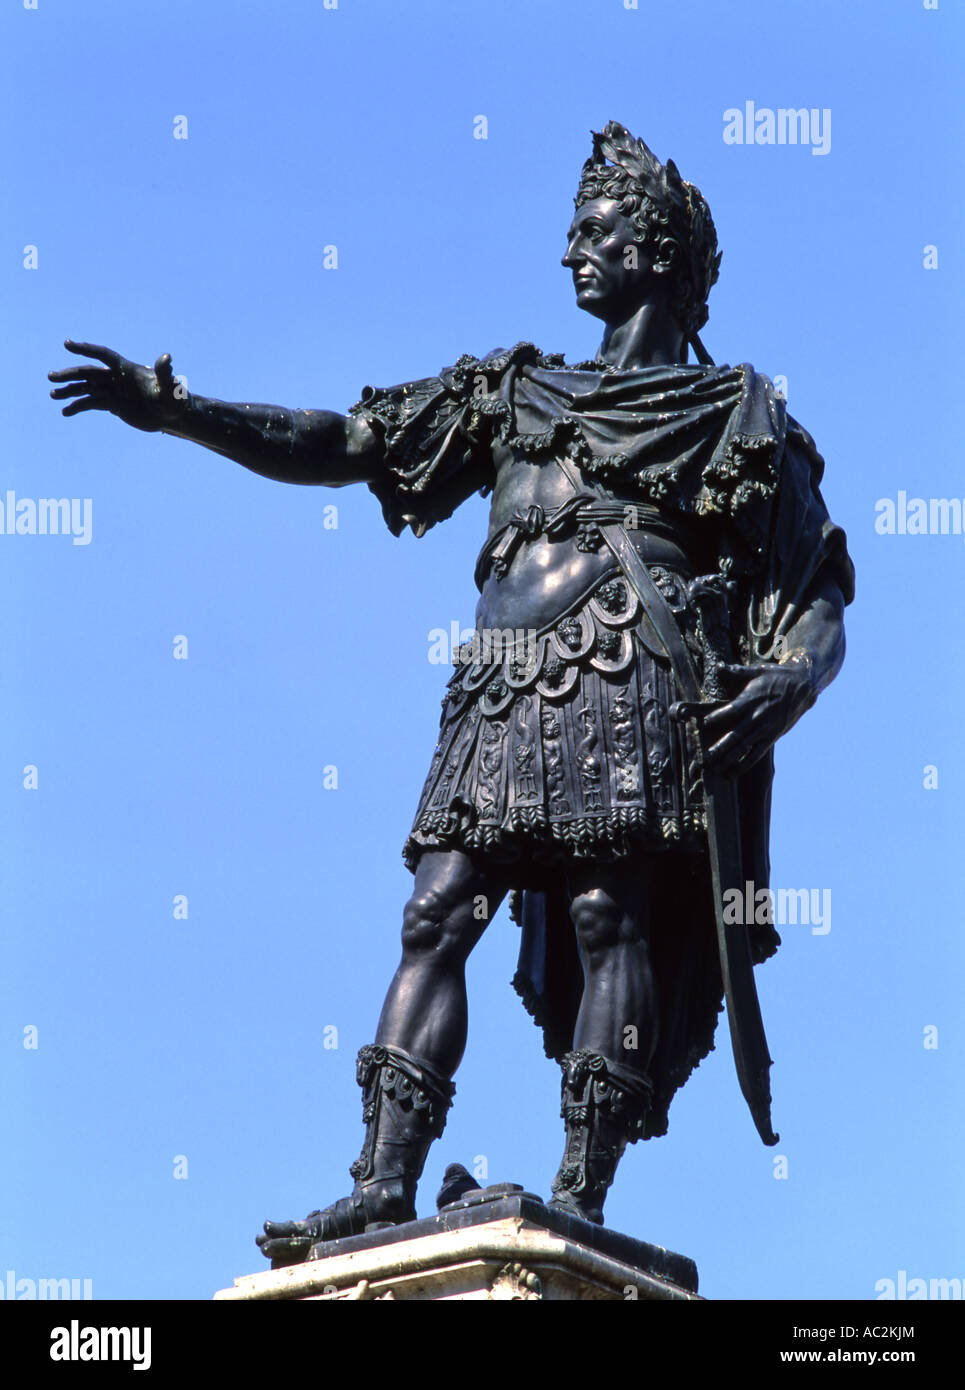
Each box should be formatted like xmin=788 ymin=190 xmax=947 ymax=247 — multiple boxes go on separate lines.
xmin=440 ymin=341 xmax=555 ymax=397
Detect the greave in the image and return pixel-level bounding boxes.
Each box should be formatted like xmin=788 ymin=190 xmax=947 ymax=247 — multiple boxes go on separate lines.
xmin=347 ymin=1042 xmax=455 ymax=1224
xmin=549 ymin=1049 xmax=653 ymax=1225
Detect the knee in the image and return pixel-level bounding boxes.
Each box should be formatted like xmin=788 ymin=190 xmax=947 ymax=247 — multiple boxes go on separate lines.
xmin=570 ymin=889 xmax=638 ymax=955
xmin=401 ymin=889 xmax=467 ymax=960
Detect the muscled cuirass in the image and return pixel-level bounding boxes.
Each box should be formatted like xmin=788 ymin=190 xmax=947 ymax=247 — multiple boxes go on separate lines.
xmin=476 ymin=437 xmax=704 ymax=634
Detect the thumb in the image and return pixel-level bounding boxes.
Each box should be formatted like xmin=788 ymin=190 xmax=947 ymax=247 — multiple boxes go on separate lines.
xmin=154 ymin=352 xmax=175 ymax=394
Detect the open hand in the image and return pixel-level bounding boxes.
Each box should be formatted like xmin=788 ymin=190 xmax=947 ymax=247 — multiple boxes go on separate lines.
xmin=49 ymin=341 xmax=185 ymax=433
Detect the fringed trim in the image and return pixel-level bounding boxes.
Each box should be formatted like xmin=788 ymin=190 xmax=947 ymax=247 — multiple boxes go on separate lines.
xmin=404 ymin=803 xmax=706 ymax=871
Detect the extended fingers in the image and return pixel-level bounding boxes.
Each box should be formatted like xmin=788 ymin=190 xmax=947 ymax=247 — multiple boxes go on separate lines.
xmin=50 ymin=380 xmax=105 ymax=400
xmin=50 ymin=360 xmax=112 ymax=414
xmin=61 ymin=396 xmax=106 ymax=417
xmin=49 ymin=366 xmax=110 ymax=385
xmin=64 ymin=339 xmax=121 ymax=366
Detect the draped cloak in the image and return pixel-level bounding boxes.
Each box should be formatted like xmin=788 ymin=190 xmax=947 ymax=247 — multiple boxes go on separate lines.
xmin=350 ymin=342 xmax=854 ymax=1139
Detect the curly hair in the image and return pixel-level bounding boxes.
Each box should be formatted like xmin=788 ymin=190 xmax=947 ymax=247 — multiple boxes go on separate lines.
xmin=575 ymin=124 xmax=721 ymax=339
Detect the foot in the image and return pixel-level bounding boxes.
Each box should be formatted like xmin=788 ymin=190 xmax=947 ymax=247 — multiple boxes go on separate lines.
xmin=256 ymin=1184 xmax=413 ymax=1267
xmin=547 ymin=1191 xmax=605 ymax=1226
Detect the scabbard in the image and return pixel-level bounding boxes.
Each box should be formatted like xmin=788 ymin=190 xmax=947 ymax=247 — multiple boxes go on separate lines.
xmin=703 ymin=768 xmax=779 ymax=1145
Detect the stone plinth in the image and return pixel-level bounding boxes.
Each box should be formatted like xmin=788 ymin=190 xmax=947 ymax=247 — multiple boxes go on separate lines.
xmin=215 ymin=1190 xmax=699 ymax=1301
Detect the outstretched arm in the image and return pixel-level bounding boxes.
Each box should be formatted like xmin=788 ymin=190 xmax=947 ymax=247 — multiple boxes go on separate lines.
xmin=49 ymin=341 xmax=380 ymax=487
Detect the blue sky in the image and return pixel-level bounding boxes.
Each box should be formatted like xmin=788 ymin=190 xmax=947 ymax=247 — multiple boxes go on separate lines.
xmin=2 ymin=0 xmax=962 ymax=1301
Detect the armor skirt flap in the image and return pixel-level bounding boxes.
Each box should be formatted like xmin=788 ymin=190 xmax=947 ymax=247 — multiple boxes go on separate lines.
xmin=404 ymin=568 xmax=707 ymax=871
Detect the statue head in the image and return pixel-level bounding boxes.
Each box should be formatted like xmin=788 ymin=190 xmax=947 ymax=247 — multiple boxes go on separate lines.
xmin=564 ymin=121 xmax=721 ymax=342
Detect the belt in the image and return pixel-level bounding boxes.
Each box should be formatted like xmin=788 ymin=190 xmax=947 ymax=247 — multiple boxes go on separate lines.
xmin=474 ymin=495 xmax=684 ymax=588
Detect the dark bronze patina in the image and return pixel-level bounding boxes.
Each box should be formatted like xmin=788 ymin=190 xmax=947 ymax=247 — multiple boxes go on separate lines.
xmin=50 ymin=123 xmax=853 ymax=1264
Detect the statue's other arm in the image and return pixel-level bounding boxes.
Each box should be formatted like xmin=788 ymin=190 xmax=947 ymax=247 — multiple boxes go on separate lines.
xmin=701 ymin=572 xmax=847 ymax=776
xmin=48 ymin=342 xmax=380 ymax=487
xmin=772 ymin=571 xmax=846 ymax=697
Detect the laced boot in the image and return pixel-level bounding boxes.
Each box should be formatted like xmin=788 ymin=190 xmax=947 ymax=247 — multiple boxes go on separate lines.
xmin=547 ymin=1048 xmax=653 ymax=1226
xmin=257 ymin=1043 xmax=454 ymax=1265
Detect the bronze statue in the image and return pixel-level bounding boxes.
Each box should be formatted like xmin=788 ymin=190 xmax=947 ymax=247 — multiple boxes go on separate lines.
xmin=49 ymin=122 xmax=853 ymax=1264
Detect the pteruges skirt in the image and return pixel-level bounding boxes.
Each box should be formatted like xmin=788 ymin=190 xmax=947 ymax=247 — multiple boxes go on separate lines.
xmin=403 ymin=568 xmax=708 ymax=873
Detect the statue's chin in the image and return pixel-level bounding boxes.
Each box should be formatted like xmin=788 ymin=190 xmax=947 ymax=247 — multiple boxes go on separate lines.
xmin=574 ymin=293 xmax=610 ymax=322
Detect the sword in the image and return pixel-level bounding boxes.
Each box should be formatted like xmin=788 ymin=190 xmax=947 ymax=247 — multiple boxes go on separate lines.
xmin=672 ymin=698 xmax=779 ymax=1146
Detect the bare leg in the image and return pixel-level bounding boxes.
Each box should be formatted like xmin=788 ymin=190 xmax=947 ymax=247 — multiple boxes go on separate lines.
xmin=567 ymin=856 xmax=657 ymax=1072
xmin=547 ymin=857 xmax=658 ymax=1224
xmin=376 ymin=848 xmax=510 ymax=1076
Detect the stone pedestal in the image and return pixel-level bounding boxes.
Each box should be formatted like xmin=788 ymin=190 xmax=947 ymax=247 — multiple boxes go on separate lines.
xmin=215 ymin=1189 xmax=700 ymax=1301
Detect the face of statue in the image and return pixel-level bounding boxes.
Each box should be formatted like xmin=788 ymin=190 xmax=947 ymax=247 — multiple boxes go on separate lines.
xmin=562 ymin=197 xmax=666 ymax=324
